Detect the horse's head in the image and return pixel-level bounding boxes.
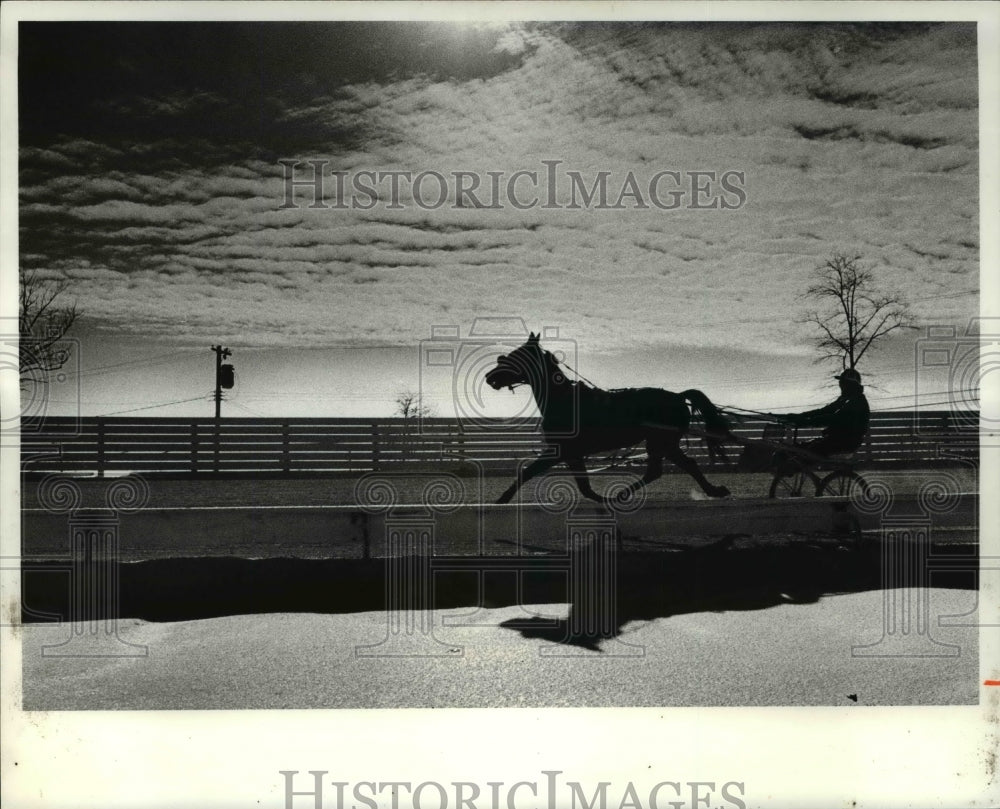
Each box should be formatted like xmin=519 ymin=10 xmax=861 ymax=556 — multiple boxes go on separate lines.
xmin=485 ymin=332 xmax=552 ymax=392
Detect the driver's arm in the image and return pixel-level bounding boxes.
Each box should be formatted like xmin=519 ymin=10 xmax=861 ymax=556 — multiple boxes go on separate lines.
xmin=785 ymin=398 xmax=842 ymax=427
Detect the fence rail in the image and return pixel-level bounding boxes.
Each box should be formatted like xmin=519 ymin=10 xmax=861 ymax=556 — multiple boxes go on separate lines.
xmin=20 ymin=411 xmax=977 ymax=477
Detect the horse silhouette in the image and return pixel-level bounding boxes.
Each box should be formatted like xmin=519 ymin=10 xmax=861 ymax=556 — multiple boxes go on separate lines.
xmin=485 ymin=332 xmax=732 ymax=505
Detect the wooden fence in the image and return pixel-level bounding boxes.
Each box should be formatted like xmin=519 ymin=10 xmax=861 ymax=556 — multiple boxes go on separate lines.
xmin=19 ymin=411 xmax=977 ymax=477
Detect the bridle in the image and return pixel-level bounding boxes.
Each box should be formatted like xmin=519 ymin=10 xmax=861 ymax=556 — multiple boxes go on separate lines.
xmin=494 ymin=347 xmax=598 ymax=393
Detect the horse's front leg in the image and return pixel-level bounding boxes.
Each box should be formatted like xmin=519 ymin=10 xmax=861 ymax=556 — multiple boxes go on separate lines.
xmin=496 ymin=454 xmax=560 ymax=504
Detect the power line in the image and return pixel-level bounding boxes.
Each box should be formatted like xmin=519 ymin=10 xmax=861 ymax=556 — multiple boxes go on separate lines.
xmin=910 ymin=288 xmax=978 ymax=302
xmin=35 ymin=399 xmax=182 ymax=406
xmin=97 ymin=395 xmax=210 ymax=417
xmin=227 ymin=400 xmax=268 ymax=417
xmin=63 ymin=348 xmax=202 ymax=380
xmin=721 ymin=387 xmax=979 ymax=417
xmin=868 ymin=388 xmax=979 ymax=402
xmin=870 ymin=402 xmax=977 ymax=413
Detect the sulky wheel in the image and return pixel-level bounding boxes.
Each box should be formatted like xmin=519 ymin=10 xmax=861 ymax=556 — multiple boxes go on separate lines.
xmin=769 ymin=468 xmax=821 ymax=498
xmin=817 ymin=470 xmax=870 ymax=499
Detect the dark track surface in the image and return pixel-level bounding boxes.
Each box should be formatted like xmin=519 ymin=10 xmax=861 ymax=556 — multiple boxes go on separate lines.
xmin=20 ymin=467 xmax=978 ymax=508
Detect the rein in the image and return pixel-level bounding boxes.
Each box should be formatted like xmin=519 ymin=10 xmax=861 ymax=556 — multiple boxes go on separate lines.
xmin=556 ymin=357 xmax=599 ymax=389
xmin=498 ymin=351 xmax=599 ymax=393
xmin=718 ymin=404 xmax=788 ymax=422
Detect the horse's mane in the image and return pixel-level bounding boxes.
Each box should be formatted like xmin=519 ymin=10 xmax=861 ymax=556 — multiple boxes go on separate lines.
xmin=541 ymin=349 xmax=606 ymax=395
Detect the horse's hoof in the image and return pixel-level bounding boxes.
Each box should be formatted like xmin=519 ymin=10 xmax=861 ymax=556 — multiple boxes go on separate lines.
xmin=715 ymin=486 xmax=732 ymax=498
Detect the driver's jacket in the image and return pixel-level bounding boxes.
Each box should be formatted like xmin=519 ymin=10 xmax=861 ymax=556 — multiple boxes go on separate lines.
xmin=787 ymin=389 xmax=870 ymax=450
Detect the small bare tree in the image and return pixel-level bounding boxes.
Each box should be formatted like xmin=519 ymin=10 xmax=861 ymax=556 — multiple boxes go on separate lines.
xmin=802 ymin=254 xmax=913 ymax=371
xmin=19 ymin=269 xmax=78 ymax=388
xmin=393 ymin=389 xmax=434 ymax=463
xmin=394 ymin=389 xmax=434 ymax=421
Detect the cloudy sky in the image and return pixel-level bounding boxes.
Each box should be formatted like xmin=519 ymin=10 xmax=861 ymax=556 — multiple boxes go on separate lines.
xmin=12 ymin=18 xmax=983 ymax=418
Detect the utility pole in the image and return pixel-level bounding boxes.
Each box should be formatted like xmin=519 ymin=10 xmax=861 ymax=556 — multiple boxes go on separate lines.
xmin=211 ymin=345 xmax=232 ymax=419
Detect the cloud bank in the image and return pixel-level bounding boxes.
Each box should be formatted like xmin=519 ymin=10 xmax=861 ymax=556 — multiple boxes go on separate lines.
xmin=19 ymin=22 xmax=978 ymax=355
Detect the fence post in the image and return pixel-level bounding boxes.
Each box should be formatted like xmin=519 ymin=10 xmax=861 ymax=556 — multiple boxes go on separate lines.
xmin=282 ymin=422 xmax=291 ymax=474
xmin=96 ymin=418 xmax=106 ymax=479
xmin=213 ymin=420 xmax=221 ymax=474
xmin=190 ymin=421 xmax=199 ymax=473
xmin=372 ymin=422 xmax=381 ymax=472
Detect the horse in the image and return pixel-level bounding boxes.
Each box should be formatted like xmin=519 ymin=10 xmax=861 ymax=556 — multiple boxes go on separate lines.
xmin=484 ymin=332 xmax=733 ymax=505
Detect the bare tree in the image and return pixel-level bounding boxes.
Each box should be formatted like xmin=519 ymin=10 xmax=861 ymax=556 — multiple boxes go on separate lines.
xmin=393 ymin=389 xmax=434 ymax=463
xmin=802 ymin=254 xmax=913 ymax=370
xmin=394 ymin=389 xmax=434 ymax=421
xmin=19 ymin=269 xmax=78 ymax=388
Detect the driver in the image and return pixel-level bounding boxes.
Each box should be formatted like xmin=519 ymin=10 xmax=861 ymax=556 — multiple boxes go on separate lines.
xmin=777 ymin=368 xmax=870 ymax=459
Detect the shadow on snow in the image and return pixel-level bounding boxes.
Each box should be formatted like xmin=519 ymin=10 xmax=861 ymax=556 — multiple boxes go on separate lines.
xmin=21 ymin=533 xmax=975 ymax=655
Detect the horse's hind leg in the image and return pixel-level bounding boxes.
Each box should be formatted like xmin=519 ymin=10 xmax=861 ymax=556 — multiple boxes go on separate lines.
xmin=706 ymin=437 xmax=729 ymax=467
xmin=565 ymin=458 xmax=603 ymax=503
xmin=496 ymin=454 xmax=560 ymax=504
xmin=617 ymin=449 xmax=664 ymax=502
xmin=663 ymin=437 xmax=730 ymax=498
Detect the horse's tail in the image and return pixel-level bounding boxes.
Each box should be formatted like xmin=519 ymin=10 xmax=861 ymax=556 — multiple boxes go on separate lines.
xmin=680 ymin=389 xmax=731 ymax=438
